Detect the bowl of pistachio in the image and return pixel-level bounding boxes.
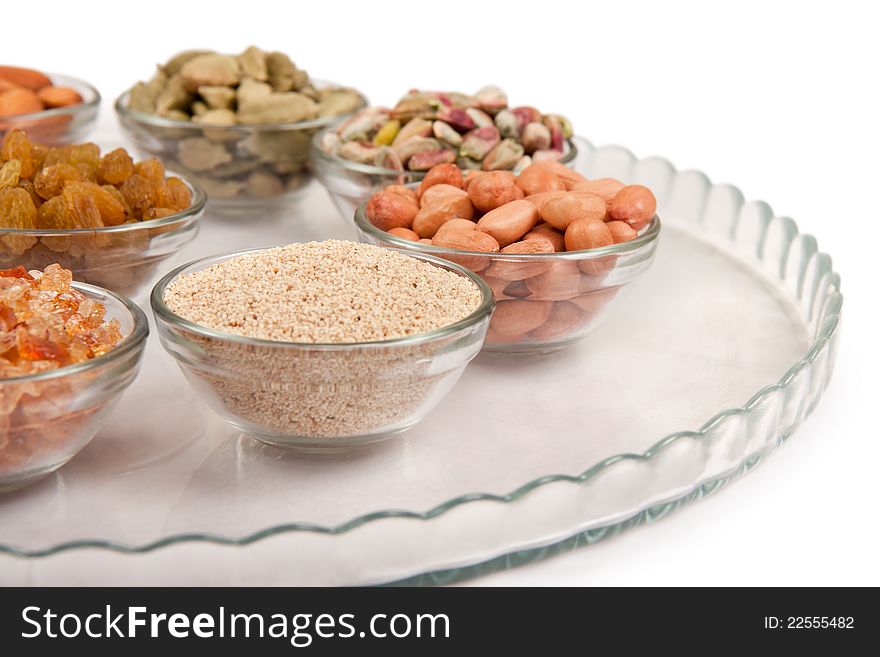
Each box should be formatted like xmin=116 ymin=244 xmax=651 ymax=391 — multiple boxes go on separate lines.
xmin=115 ymin=47 xmax=366 ymax=214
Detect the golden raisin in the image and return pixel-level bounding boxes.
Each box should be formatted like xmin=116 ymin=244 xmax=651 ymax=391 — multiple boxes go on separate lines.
xmin=60 ymin=184 xmax=103 ymax=228
xmin=143 ymin=207 xmax=177 ymax=220
xmin=99 ymin=148 xmax=135 ymax=185
xmin=36 ymin=195 xmax=67 ymax=229
xmin=158 ymin=177 xmax=192 ymax=212
xmin=0 ymin=187 xmax=38 ymax=228
xmin=120 ymin=174 xmax=155 ymax=219
xmin=17 ymin=180 xmax=41 ymax=208
xmin=74 ymin=162 xmax=98 ymax=183
xmin=0 ymin=159 xmax=21 ymax=190
xmin=134 ymin=158 xmax=165 ymax=186
xmin=102 ymin=184 xmax=131 ymax=217
xmin=1 ymin=130 xmax=35 ymax=179
xmin=33 ymin=163 xmax=82 ymax=199
xmin=64 ymin=181 xmax=126 ymax=226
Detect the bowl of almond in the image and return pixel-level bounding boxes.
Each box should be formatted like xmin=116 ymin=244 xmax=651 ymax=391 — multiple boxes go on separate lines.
xmin=0 ymin=66 xmax=100 ymax=145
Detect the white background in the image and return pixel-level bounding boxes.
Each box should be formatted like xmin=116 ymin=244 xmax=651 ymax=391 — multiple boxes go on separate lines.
xmin=7 ymin=0 xmax=877 ymax=585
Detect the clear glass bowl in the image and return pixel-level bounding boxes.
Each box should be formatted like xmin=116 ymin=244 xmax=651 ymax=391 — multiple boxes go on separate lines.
xmin=355 ymin=202 xmax=660 ymax=353
xmin=115 ymin=83 xmax=367 ymax=215
xmin=311 ymin=126 xmax=578 ymax=220
xmin=0 ymin=281 xmax=148 ymax=492
xmin=150 ymin=248 xmax=495 ymax=450
xmin=0 ymin=174 xmax=205 ymax=299
xmin=0 ymin=73 xmax=100 ymax=145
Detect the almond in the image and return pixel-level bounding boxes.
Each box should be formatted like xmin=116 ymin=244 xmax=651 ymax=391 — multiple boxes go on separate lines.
xmin=37 ymin=86 xmax=83 ymax=109
xmin=0 ymin=66 xmax=52 ymax=91
xmin=477 ymin=199 xmax=538 ymax=246
xmin=0 ymin=88 xmax=43 ymax=116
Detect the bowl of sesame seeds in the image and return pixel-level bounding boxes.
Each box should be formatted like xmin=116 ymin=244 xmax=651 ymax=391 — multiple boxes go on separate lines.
xmin=150 ymin=240 xmax=494 ymax=450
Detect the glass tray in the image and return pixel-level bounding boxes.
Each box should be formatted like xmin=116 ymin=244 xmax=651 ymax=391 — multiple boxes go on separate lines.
xmin=0 ymin=138 xmax=841 ymax=586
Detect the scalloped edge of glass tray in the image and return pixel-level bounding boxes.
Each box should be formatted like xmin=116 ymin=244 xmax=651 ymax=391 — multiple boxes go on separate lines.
xmin=0 ymin=138 xmax=842 ymax=588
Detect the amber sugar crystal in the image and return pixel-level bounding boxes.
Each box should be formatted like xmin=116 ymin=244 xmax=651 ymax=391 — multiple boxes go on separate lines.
xmin=0 ymin=130 xmax=192 ymax=230
xmin=0 ymin=263 xmax=122 ymax=379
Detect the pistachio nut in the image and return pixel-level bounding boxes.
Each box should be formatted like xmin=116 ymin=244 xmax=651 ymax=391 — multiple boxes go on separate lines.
xmin=373 ymin=146 xmax=404 ymax=171
xmin=394 ymin=136 xmax=444 ymax=165
xmin=338 ymin=108 xmax=389 ymax=142
xmin=513 ymin=155 xmax=533 ymax=174
xmin=320 ymin=131 xmax=342 ymax=154
xmin=432 ymin=120 xmax=463 ymax=147
xmin=547 ymin=113 xmax=573 ymax=139
xmin=373 ymin=120 xmax=401 ymax=146
xmin=390 ymin=94 xmax=441 ymax=121
xmin=456 ymin=156 xmax=482 ymax=170
xmin=474 ymin=85 xmax=508 ymax=114
xmin=459 ymin=125 xmax=501 ymax=161
xmin=494 ymin=109 xmax=519 ymax=139
xmin=531 ymin=149 xmax=564 ymax=162
xmin=408 ymin=148 xmax=457 ymax=171
xmin=391 ymin=117 xmax=433 ymax=147
xmin=542 ymin=114 xmax=565 ymax=151
xmin=521 ymin=122 xmax=552 ymax=154
xmin=482 ymin=138 xmax=524 ymax=171
xmin=465 ymin=107 xmax=494 ymax=128
xmin=337 ymin=141 xmax=381 ymax=165
xmin=436 ymin=107 xmax=475 ymax=132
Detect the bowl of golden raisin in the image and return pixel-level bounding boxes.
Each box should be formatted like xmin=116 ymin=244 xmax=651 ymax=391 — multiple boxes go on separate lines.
xmin=0 ymin=130 xmax=205 ymax=298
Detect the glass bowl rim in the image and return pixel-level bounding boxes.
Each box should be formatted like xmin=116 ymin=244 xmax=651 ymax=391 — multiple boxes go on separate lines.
xmin=0 ymin=72 xmax=101 ymax=122
xmin=114 ymin=79 xmax=368 ymax=132
xmin=0 ymin=280 xmax=149 ymax=384
xmin=354 ymin=194 xmax=662 ymax=259
xmin=150 ymin=245 xmax=496 ymax=350
xmin=0 ymin=171 xmax=206 ymax=236
xmin=310 ymin=124 xmax=578 ymax=178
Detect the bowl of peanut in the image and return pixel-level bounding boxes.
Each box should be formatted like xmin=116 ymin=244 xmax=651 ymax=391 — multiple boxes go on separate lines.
xmin=354 ymin=160 xmax=661 ymax=353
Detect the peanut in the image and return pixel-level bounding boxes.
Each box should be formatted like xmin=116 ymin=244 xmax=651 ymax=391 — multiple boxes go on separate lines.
xmin=467 ymin=170 xmax=523 ymax=212
xmin=490 ymin=299 xmax=553 ymax=338
xmin=515 ymin=164 xmax=565 ymax=195
xmin=417 ymin=162 xmax=464 ymax=196
xmin=607 ymin=184 xmax=656 ymax=230
xmin=477 ymin=199 xmax=539 ymax=247
xmin=418 ymin=238 xmax=432 ymax=245
xmin=432 ymin=229 xmax=499 ymax=272
xmin=412 ymin=193 xmax=475 ymax=238
xmin=420 ymin=183 xmax=470 ymax=208
xmin=365 ymin=190 xmax=419 ymax=231
xmin=569 ymin=287 xmax=618 ymax=316
xmin=523 ymin=191 xmax=553 ymax=210
xmin=387 ymin=226 xmax=420 ymax=241
xmin=540 ymin=191 xmax=605 ymax=230
xmin=564 ymin=218 xmax=614 ymax=252
xmin=523 ymin=222 xmax=565 ymax=252
xmin=529 ymin=301 xmax=585 ymax=341
xmin=384 ymin=184 xmax=419 ymax=206
xmin=433 ymin=218 xmax=478 ymax=240
xmin=486 ymin=238 xmax=555 ymax=281
xmin=532 ymin=160 xmax=587 ymax=190
xmin=525 ymin=260 xmax=582 ymax=300
xmin=606 ymin=220 xmax=638 ymax=243
xmin=571 ymin=178 xmax=625 ymax=205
